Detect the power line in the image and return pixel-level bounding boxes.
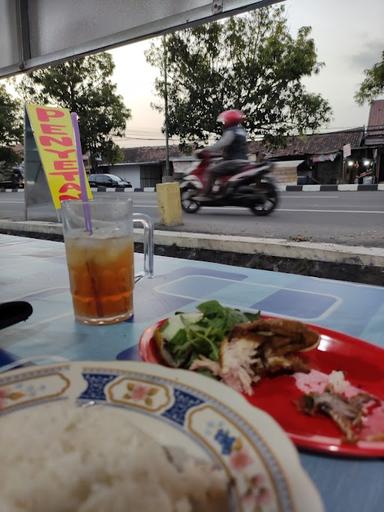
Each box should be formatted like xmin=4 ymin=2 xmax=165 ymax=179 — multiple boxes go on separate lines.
xmin=119 ymin=136 xmax=178 ymax=141
xmin=115 ymin=135 xmax=181 ymax=141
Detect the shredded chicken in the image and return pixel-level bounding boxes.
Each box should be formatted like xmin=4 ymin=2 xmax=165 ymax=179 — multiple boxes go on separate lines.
xmin=220 ymin=338 xmax=261 ymax=395
xmin=190 ymin=338 xmax=261 ymax=394
xmin=190 ymin=356 xmax=221 ymax=376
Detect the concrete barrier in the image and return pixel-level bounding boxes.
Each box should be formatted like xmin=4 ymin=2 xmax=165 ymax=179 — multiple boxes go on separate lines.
xmin=155 ymin=182 xmax=183 ymax=226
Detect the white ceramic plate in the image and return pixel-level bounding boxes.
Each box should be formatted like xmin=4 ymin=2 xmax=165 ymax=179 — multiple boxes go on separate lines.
xmin=0 ymin=361 xmax=323 ymax=512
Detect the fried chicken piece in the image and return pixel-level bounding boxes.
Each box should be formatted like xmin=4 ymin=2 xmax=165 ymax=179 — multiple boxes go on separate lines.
xmin=190 ymin=318 xmax=320 ymax=395
xmin=263 ymin=354 xmax=309 ymax=375
xmin=230 ymin=318 xmax=319 ymax=352
xmin=228 ymin=318 xmax=319 ymax=380
xmin=298 ymin=389 xmax=373 ymax=443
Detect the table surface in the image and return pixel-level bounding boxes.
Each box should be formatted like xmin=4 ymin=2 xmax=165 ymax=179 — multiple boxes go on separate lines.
xmin=1 ymin=234 xmax=383 ymax=512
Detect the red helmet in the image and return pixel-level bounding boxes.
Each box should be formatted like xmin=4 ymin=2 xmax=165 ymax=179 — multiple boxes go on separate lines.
xmin=217 ymin=109 xmax=246 ymax=128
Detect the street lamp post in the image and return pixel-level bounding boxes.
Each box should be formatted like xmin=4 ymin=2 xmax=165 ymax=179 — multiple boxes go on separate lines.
xmin=163 ymin=35 xmax=170 ymax=180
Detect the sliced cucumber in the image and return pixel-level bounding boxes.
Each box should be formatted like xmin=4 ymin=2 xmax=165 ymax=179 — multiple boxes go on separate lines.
xmin=179 ymin=312 xmax=204 ymax=326
xmin=161 ymin=311 xmax=204 ymax=341
xmin=161 ymin=315 xmax=185 ymax=340
xmin=154 ymin=329 xmax=178 ymax=367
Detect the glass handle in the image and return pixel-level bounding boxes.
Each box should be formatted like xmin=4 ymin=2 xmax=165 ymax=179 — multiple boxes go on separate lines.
xmin=133 ymin=213 xmax=154 ymax=280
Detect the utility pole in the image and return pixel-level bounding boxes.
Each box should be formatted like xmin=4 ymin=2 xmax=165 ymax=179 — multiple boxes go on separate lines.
xmin=163 ymin=35 xmax=170 ymax=180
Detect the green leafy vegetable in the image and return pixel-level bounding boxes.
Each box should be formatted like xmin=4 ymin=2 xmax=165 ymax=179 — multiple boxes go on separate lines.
xmin=160 ymin=300 xmax=260 ymax=368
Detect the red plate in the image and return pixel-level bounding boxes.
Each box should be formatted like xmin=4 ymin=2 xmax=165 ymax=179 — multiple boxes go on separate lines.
xmin=139 ymin=318 xmax=384 ymax=457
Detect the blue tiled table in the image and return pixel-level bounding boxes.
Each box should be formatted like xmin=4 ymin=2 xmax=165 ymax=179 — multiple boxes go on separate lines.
xmin=1 ymin=234 xmax=383 ymax=512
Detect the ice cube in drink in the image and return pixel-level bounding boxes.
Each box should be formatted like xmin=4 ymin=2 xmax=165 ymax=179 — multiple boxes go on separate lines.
xmin=64 ymin=234 xmax=134 ymax=324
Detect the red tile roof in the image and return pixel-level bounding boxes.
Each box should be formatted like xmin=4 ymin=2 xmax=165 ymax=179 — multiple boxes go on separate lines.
xmin=122 ymin=145 xmax=182 ymax=162
xmin=367 ymin=100 xmax=384 ymax=128
xmin=121 ymin=129 xmax=366 ymax=163
xmin=249 ymin=129 xmax=364 ymax=158
xmin=366 ymin=100 xmax=384 ymax=144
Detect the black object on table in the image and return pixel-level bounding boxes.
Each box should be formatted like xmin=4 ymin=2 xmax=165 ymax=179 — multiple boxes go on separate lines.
xmin=0 ymin=301 xmax=33 ymax=330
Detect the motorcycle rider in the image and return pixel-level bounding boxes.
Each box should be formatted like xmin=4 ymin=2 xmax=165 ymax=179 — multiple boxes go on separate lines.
xmin=197 ymin=109 xmax=249 ymax=198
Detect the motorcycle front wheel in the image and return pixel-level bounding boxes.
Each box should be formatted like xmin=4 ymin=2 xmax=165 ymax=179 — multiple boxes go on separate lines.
xmin=249 ymin=181 xmax=279 ymax=216
xmin=180 ymin=188 xmax=201 ymax=213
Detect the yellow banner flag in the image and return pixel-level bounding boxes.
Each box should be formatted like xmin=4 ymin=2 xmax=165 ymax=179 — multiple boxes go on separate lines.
xmin=26 ymin=104 xmax=93 ymax=209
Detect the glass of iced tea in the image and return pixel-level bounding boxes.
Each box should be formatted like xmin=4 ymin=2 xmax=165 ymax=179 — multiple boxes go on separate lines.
xmin=61 ymin=199 xmax=153 ymax=325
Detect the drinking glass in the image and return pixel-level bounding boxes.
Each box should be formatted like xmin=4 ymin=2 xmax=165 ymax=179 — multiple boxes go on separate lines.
xmin=61 ymin=199 xmax=153 ymax=325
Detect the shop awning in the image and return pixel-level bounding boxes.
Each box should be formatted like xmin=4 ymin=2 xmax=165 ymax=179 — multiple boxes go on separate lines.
xmin=0 ymin=0 xmax=281 ymax=78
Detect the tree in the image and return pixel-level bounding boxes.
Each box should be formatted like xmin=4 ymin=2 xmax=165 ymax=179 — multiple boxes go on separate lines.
xmin=355 ymin=51 xmax=384 ymax=105
xmin=146 ymin=6 xmax=332 ymax=148
xmin=18 ymin=53 xmax=131 ymax=168
xmin=0 ymin=83 xmax=23 ymax=164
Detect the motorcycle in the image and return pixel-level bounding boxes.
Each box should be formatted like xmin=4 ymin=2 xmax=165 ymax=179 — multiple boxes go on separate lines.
xmin=179 ymin=150 xmax=279 ymax=215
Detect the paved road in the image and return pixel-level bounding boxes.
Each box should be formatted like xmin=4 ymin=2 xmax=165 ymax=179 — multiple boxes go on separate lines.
xmin=0 ymin=191 xmax=383 ymax=247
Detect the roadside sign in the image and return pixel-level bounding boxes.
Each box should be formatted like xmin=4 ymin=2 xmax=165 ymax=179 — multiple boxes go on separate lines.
xmin=25 ymin=104 xmax=93 ymax=210
xmin=343 ymin=144 xmax=352 ymax=158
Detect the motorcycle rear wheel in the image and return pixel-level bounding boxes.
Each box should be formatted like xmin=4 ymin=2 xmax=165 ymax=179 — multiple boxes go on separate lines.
xmin=249 ymin=182 xmax=278 ymax=216
xmin=181 ymin=188 xmax=201 ymax=213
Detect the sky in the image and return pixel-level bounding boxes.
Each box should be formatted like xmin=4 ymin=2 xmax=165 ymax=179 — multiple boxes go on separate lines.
xmin=108 ymin=0 xmax=384 ymax=147
xmin=2 ymin=0 xmax=383 ymax=148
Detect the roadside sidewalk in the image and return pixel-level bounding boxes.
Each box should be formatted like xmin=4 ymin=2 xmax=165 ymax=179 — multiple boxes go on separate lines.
xmin=1 ymin=219 xmax=383 ymax=286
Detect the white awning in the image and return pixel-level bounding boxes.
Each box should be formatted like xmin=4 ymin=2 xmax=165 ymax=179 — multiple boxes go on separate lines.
xmin=0 ymin=0 xmax=281 ymax=78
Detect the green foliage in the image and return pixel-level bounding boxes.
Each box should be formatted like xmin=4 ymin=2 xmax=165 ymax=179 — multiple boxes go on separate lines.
xmin=0 ymin=83 xmax=23 ymax=164
xmin=18 ymin=53 xmax=131 ymax=167
xmin=146 ymin=6 xmax=332 ymax=146
xmin=354 ymin=51 xmax=384 ymax=105
xmin=160 ymin=300 xmax=260 ymax=367
xmin=0 ymin=147 xmax=22 ymax=165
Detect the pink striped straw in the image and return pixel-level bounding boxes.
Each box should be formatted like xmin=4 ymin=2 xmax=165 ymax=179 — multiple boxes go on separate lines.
xmin=71 ymin=112 xmax=93 ymax=234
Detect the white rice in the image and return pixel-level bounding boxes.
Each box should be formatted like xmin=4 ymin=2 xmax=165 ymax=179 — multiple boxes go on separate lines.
xmin=328 ymin=370 xmax=347 ymax=393
xmin=0 ymin=403 xmax=228 ymax=512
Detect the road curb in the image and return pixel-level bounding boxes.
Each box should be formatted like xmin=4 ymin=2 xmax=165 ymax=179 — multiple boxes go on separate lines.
xmin=2 ymin=184 xmax=384 ymax=193
xmin=280 ymin=184 xmax=384 ymax=192
xmin=155 ymin=230 xmax=384 ymax=268
xmin=0 ymin=219 xmax=383 ymax=285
